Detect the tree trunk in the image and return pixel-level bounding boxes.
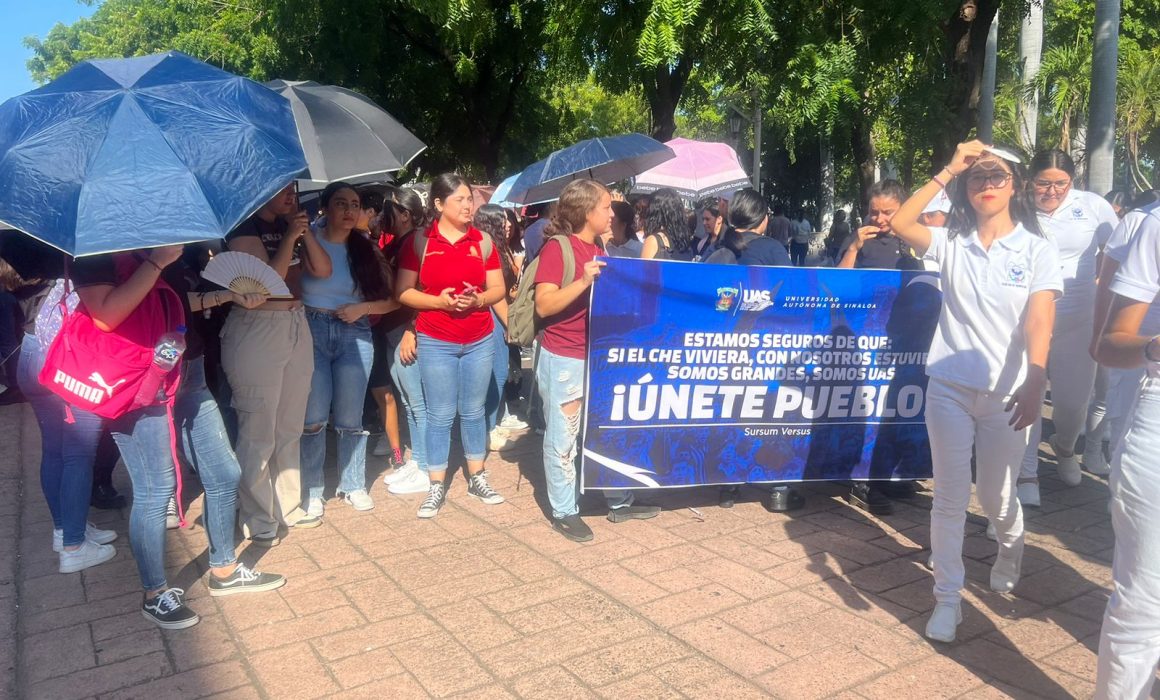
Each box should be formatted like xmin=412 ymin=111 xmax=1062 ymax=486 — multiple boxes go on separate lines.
xmin=851 ymin=115 xmax=876 ymax=211
xmin=643 ymin=59 xmax=692 ymax=142
xmin=1017 ymin=2 xmax=1043 ymax=151
xmin=1087 ymin=0 xmax=1120 ymax=194
xmin=934 ymin=0 xmax=1000 ymax=167
xmin=978 ymin=9 xmax=1000 ymax=142
xmin=819 ymin=138 xmax=835 ymax=229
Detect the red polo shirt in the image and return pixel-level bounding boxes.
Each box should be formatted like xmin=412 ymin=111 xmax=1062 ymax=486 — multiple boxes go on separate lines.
xmin=399 ymin=221 xmax=500 ymax=344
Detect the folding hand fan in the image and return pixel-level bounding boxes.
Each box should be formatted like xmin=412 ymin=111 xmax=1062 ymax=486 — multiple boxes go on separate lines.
xmin=201 ymin=252 xmax=293 ymax=299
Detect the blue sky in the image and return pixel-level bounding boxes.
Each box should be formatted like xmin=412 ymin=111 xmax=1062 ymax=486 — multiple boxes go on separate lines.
xmin=0 ymin=0 xmax=95 ymax=103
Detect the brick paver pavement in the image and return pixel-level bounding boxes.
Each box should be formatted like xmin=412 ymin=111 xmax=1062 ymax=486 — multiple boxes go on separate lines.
xmin=4 ymin=401 xmax=1118 ymax=699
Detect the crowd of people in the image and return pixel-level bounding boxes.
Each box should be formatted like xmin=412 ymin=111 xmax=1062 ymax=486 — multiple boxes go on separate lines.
xmin=3 ymin=136 xmax=1160 ymax=698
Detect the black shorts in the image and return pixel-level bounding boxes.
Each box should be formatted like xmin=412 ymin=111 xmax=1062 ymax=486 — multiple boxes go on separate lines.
xmin=368 ymin=322 xmax=395 ymax=389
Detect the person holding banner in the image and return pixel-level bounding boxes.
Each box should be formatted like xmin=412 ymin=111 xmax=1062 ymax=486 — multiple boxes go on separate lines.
xmin=891 ymin=140 xmax=1062 ymax=643
xmin=534 ymin=179 xmax=660 ymax=542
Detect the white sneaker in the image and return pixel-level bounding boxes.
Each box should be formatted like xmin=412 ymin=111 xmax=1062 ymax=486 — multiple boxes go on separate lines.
xmin=1050 ymin=435 xmax=1083 ymax=486
xmin=1017 ymin=481 xmax=1041 ymax=508
xmin=384 ymin=460 xmax=417 ymax=486
xmin=295 ymin=498 xmax=325 ymax=528
xmin=388 ymin=465 xmax=431 ymax=495
xmin=372 ymin=435 xmax=391 ymax=457
xmin=1083 ymin=440 xmax=1111 ymax=476
xmin=59 ymin=539 xmax=116 ymax=574
xmin=344 ymin=489 xmax=375 ymax=511
xmin=924 ymin=602 xmax=962 ymax=643
xmin=985 ymin=521 xmax=997 ymax=541
xmin=990 ymin=553 xmax=1021 ymax=593
xmin=489 ymin=428 xmax=508 ymax=452
xmin=499 ymin=415 xmax=529 ymax=430
xmin=166 ymin=497 xmax=179 ymax=530
xmin=53 ymin=522 xmax=118 ymax=552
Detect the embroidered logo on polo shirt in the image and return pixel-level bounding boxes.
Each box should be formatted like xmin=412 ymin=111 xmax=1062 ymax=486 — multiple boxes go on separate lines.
xmin=468 ymin=245 xmax=480 ymax=258
xmin=1071 ymin=206 xmax=1085 ymax=219
xmin=1006 ymin=262 xmax=1027 ymax=285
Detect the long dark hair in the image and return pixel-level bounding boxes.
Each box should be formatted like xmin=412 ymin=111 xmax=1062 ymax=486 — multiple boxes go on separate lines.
xmin=473 ymin=204 xmax=517 ymax=290
xmin=944 ymin=149 xmax=1042 ymax=239
xmin=727 ymin=188 xmax=767 ymax=231
xmin=429 ymin=173 xmax=471 ymax=222
xmin=643 ymin=188 xmax=691 ymax=252
xmin=1029 ymin=149 xmax=1076 ymax=179
xmin=505 ymin=209 xmax=524 ymax=254
xmin=389 ymin=186 xmax=428 ymax=234
xmin=320 ymin=182 xmax=392 ymax=301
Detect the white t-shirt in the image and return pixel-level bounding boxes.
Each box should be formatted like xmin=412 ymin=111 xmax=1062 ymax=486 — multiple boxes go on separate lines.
xmin=1037 ymin=188 xmax=1118 ymax=314
xmin=1105 ymin=202 xmax=1160 ymax=336
xmin=923 ymin=225 xmax=1063 ymax=395
xmin=1109 ymin=203 xmax=1160 ymax=382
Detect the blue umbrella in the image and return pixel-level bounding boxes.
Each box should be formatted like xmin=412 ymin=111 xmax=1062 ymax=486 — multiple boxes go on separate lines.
xmin=0 ymin=51 xmax=306 ymax=257
xmin=508 ymin=134 xmax=675 ymax=204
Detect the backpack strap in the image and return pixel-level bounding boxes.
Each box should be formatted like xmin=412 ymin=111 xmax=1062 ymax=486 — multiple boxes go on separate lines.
xmin=559 ymin=237 xmax=575 ymax=287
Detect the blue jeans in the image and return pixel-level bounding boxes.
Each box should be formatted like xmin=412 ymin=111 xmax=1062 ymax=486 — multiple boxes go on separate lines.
xmin=175 ymin=357 xmax=242 ymax=569
xmin=18 ymin=335 xmax=102 ymax=547
xmin=417 ymin=332 xmax=494 ymax=472
xmin=535 ymin=347 xmax=631 ymax=519
xmin=302 ymin=312 xmax=373 ymax=501
xmin=485 ymin=313 xmax=509 ymax=432
xmin=101 ymin=404 xmax=177 ymax=591
xmin=390 ymin=340 xmax=427 ymax=470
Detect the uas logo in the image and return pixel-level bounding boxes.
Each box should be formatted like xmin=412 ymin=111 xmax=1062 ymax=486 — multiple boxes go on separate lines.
xmin=1071 ymin=206 xmax=1085 ymax=220
xmin=1007 ymin=262 xmax=1027 ymax=285
xmin=739 ymin=288 xmax=775 ymax=311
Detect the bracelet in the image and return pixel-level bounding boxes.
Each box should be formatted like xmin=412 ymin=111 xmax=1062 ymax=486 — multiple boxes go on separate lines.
xmin=1145 ymin=336 xmax=1160 ymax=363
xmin=932 ymin=172 xmax=949 ymax=189
xmin=145 ymin=258 xmax=164 ymax=273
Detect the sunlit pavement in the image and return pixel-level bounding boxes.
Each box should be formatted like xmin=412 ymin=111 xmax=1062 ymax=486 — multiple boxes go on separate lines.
xmin=2 ymin=401 xmax=1116 ymax=699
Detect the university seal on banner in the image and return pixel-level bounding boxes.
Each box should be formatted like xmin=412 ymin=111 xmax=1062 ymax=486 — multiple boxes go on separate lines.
xmin=715 ymin=287 xmax=739 ymax=312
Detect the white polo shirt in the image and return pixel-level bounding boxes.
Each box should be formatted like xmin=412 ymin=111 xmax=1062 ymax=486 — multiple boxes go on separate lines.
xmin=923 ymin=224 xmax=1063 ymax=395
xmin=1037 ymin=188 xmax=1118 ymax=314
xmin=1106 ymin=202 xmax=1160 ymax=336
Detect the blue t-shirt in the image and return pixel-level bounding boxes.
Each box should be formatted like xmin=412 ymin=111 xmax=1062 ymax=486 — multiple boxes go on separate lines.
xmin=302 ymin=236 xmax=361 ymax=309
xmin=523 ymin=218 xmax=551 ymax=261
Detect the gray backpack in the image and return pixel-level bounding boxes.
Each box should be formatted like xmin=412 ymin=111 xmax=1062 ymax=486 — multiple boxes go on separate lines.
xmin=507 ymin=237 xmax=577 ymax=347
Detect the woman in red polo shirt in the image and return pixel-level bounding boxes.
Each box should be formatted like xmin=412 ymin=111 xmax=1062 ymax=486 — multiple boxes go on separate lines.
xmin=397 ymin=173 xmax=507 ymax=518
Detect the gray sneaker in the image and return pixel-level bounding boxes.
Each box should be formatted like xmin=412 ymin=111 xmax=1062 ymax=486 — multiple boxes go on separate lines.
xmin=467 ymin=471 xmax=504 ymax=505
xmin=417 ymin=482 xmax=447 ymax=519
xmin=208 ymin=563 xmax=286 ymax=597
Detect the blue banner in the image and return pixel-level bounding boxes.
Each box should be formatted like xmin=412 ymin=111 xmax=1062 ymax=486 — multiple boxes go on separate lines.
xmin=581 ymin=258 xmax=942 ymax=490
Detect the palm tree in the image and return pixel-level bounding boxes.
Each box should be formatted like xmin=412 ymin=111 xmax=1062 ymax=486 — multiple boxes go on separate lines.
xmin=1117 ymin=47 xmax=1160 ymax=191
xmin=1087 ymin=0 xmax=1121 ymax=194
xmin=1017 ymin=1 xmax=1043 ymax=151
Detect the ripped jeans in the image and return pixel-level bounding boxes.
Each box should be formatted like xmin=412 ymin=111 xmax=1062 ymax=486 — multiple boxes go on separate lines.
xmin=536 ymin=347 xmax=631 ymax=519
xmin=301 ymin=311 xmax=373 ymax=502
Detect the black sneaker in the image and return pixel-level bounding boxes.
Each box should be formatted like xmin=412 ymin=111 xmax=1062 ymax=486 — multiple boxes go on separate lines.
xmin=553 ymin=514 xmax=594 ymax=542
xmin=877 ymin=480 xmax=917 ymax=500
xmin=208 ymin=563 xmax=286 ymax=597
xmin=764 ymin=486 xmax=805 ymax=513
xmin=417 ymin=481 xmax=447 ymax=519
xmin=719 ymin=485 xmax=741 ymax=509
xmin=607 ymin=504 xmax=661 ymax=523
xmin=846 ymin=482 xmax=894 ymax=515
xmin=467 ymin=471 xmax=505 ymax=505
xmin=142 ymin=588 xmax=200 ymax=630
xmin=91 ymin=484 xmax=127 ymax=510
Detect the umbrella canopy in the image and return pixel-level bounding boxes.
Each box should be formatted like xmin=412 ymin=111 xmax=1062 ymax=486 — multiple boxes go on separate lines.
xmin=508 ymin=134 xmax=674 ymax=204
xmin=632 ymin=138 xmax=751 ymax=200
xmin=267 ymin=80 xmax=426 ymax=188
xmin=0 ymin=51 xmax=306 ymax=257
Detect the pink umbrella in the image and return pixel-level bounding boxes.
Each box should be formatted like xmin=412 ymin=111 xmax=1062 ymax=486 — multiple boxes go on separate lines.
xmin=631 ymin=138 xmax=751 ymax=200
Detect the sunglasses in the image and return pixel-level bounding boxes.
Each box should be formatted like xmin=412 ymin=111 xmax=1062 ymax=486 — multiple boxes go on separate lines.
xmin=965 ymin=172 xmax=1012 ymax=189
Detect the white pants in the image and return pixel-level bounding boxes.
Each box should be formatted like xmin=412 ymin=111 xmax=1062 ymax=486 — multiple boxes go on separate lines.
xmin=1096 ymin=376 xmax=1160 ymax=699
xmin=927 ymin=378 xmax=1028 ymax=605
xmin=1022 ymin=303 xmax=1099 ymax=479
xmin=1106 ymin=368 xmax=1147 ymax=455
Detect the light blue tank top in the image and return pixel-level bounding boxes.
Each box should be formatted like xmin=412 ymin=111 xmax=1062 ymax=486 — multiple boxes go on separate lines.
xmin=302 ymin=236 xmax=361 ymax=309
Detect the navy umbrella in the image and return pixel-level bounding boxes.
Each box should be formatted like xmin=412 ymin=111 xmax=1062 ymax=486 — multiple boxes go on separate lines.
xmin=0 ymin=51 xmax=307 ymax=257
xmin=508 ymin=134 xmax=675 ymax=204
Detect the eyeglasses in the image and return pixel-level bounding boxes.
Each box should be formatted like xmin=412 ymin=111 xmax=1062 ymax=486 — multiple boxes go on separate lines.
xmin=1032 ymin=178 xmax=1071 ymax=192
xmin=330 ymin=201 xmax=361 ymax=212
xmin=965 ymin=172 xmax=1012 ymax=189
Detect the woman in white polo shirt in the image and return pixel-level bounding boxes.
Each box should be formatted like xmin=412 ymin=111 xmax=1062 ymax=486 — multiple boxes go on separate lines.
xmin=891 ymin=140 xmax=1063 ymax=643
xmin=1016 ymin=151 xmax=1119 ymax=505
xmin=1094 ymin=202 xmax=1160 ymax=699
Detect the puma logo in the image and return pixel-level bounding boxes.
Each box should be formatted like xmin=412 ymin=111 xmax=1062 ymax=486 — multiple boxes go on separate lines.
xmin=88 ymin=372 xmax=126 ymax=398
